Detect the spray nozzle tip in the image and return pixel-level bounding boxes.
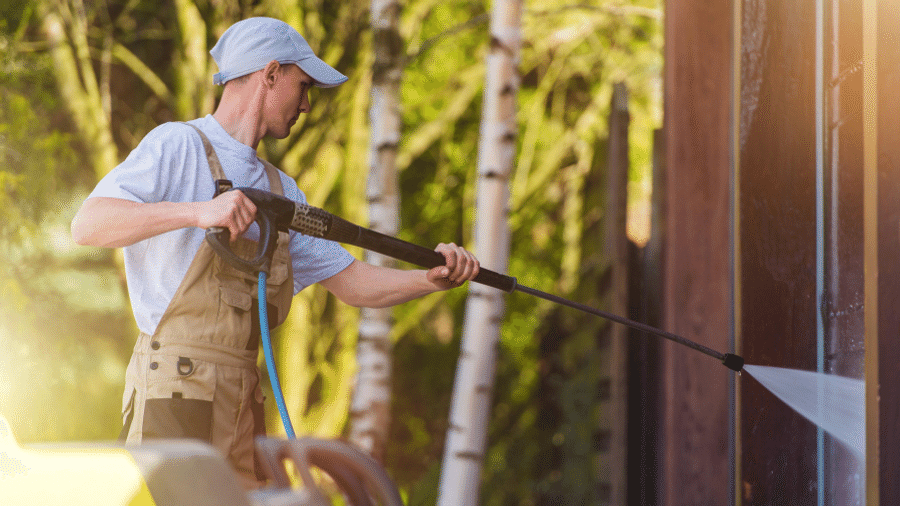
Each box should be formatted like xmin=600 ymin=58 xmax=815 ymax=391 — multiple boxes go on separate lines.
xmin=722 ymin=353 xmax=744 ymax=372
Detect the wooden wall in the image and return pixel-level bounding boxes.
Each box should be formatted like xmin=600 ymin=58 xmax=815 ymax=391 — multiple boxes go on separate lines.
xmin=661 ymin=0 xmax=900 ymax=504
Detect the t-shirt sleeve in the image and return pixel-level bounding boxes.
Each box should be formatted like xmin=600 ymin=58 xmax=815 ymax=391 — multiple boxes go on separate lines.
xmin=88 ymin=123 xmax=206 ymax=204
xmin=280 ymin=174 xmax=356 ymax=293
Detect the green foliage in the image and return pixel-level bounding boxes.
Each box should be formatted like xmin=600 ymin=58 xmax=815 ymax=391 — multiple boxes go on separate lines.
xmin=0 ymin=1 xmax=662 ymax=503
xmin=0 ymin=10 xmax=79 ymax=242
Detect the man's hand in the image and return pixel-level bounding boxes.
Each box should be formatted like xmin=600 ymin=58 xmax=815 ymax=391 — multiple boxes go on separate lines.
xmin=195 ymin=190 xmax=258 ymax=242
xmin=427 ymin=242 xmax=480 ymax=290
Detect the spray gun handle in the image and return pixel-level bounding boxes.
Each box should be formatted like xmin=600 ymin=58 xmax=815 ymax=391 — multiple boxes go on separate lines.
xmin=205 ymin=193 xmax=280 ymax=274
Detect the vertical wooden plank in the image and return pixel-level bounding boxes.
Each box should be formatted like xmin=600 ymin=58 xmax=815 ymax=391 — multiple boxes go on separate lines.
xmin=737 ymin=0 xmax=821 ymax=501
xmin=874 ymin=3 xmax=900 ymax=505
xmin=605 ymin=82 xmax=630 ymax=506
xmin=823 ymin=0 xmax=866 ymax=502
xmin=662 ymin=0 xmax=734 ymax=504
xmin=627 ymin=127 xmax=665 ymax=505
xmin=731 ymin=0 xmax=743 ymax=504
xmin=862 ymin=1 xmax=879 ymax=504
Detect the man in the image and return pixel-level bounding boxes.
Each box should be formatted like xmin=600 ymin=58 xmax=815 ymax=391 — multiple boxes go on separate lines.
xmin=71 ymin=17 xmax=479 ymax=488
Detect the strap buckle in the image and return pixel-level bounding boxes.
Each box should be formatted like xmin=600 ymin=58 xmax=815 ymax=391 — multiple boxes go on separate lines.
xmin=214 ymin=179 xmax=233 ymax=198
xmin=177 ymin=356 xmax=194 ymax=376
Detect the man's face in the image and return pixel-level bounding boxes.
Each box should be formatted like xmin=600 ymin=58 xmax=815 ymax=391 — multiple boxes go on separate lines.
xmin=266 ymin=64 xmax=313 ymax=139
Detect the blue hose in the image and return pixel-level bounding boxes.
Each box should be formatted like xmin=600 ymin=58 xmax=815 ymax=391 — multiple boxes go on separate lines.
xmin=259 ymin=271 xmax=296 ymax=439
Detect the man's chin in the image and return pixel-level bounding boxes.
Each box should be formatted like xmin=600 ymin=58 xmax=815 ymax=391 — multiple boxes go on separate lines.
xmin=269 ymin=127 xmax=291 ymax=140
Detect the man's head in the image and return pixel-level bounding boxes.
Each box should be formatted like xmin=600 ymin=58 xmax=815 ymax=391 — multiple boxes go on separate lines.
xmin=210 ymin=18 xmax=346 ymax=142
xmin=210 ymin=17 xmax=347 ymax=88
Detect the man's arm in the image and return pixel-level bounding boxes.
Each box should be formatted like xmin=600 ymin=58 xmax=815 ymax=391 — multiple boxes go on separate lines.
xmin=71 ymin=192 xmax=258 ymax=248
xmin=318 ymin=243 xmax=480 ymax=308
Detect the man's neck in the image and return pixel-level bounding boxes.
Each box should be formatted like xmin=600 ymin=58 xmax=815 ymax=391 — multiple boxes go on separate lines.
xmin=212 ymin=81 xmax=268 ymax=150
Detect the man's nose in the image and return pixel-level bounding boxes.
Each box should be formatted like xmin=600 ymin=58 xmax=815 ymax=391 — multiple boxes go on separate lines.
xmin=299 ymin=91 xmax=311 ymax=113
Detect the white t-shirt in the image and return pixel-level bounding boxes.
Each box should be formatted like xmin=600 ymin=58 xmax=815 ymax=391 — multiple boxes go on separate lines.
xmin=88 ymin=115 xmax=355 ymax=335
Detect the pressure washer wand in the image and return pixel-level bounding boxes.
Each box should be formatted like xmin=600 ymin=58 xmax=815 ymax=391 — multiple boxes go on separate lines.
xmin=207 ymin=188 xmax=744 ymax=372
xmin=292 ymin=194 xmax=743 ymax=372
xmin=513 ymin=284 xmax=743 ymax=371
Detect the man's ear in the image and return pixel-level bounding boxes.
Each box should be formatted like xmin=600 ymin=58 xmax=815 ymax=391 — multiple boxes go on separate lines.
xmin=263 ymin=60 xmax=281 ymax=87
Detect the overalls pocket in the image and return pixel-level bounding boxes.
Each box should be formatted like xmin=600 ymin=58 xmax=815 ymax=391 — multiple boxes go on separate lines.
xmin=218 ymin=285 xmax=254 ymax=348
xmin=143 ymin=353 xmax=217 ymax=442
xmin=217 ymin=239 xmax=290 ymax=287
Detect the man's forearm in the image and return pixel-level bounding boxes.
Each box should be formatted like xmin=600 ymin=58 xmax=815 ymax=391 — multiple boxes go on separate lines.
xmin=72 ymin=191 xmax=258 ymax=248
xmin=359 ymin=267 xmax=439 ymax=308
xmin=319 ymin=260 xmax=440 ymax=308
xmin=71 ymin=197 xmax=201 ymax=248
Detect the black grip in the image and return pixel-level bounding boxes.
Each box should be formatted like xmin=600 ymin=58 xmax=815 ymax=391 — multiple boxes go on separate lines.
xmin=331 ymin=216 xmax=517 ymax=293
xmin=205 ymin=210 xmax=278 ymax=274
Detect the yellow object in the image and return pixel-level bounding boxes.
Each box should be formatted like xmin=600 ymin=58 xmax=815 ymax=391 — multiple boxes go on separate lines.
xmin=0 ymin=415 xmax=156 ymax=506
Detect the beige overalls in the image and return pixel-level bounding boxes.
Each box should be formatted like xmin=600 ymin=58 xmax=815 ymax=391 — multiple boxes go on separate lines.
xmin=119 ymin=124 xmax=293 ymax=488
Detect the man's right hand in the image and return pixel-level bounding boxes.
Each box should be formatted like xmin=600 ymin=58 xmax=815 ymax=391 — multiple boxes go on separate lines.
xmin=195 ymin=190 xmax=258 ymax=242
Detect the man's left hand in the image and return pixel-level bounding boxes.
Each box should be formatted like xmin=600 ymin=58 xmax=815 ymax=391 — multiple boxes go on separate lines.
xmin=427 ymin=242 xmax=480 ymax=290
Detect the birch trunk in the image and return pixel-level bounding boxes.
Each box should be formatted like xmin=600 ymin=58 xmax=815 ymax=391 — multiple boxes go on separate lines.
xmin=348 ymin=0 xmax=403 ymax=462
xmin=437 ymin=0 xmax=521 ymax=503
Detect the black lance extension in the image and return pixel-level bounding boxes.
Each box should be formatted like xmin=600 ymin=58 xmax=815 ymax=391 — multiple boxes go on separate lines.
xmin=206 ymin=187 xmax=744 ymax=372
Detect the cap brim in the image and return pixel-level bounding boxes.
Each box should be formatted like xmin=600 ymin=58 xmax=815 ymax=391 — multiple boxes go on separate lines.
xmin=297 ymin=57 xmax=348 ymax=88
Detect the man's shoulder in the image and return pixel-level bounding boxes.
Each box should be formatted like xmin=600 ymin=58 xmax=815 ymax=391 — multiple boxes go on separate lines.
xmin=126 ymin=116 xmax=211 ymax=147
xmin=127 ymin=121 xmax=207 ymax=164
xmin=144 ymin=120 xmax=202 ymax=144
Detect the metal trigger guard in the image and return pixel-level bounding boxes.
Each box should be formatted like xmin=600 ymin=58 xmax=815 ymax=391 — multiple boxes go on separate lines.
xmin=205 ymin=189 xmax=279 ymax=275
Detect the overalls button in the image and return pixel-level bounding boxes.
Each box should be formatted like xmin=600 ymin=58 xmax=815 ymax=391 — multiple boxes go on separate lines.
xmin=151 ymin=341 xmax=160 ymax=350
xmin=149 ymin=362 xmax=158 ymax=370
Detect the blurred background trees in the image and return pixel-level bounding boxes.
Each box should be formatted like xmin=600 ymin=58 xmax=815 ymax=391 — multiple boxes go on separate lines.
xmin=0 ymin=0 xmax=661 ymax=503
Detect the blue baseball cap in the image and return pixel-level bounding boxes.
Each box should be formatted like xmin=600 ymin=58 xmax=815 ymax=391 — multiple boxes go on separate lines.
xmin=210 ymin=17 xmax=348 ymax=87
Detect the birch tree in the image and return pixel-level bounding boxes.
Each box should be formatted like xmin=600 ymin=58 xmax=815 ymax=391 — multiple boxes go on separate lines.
xmin=348 ymin=0 xmax=403 ymax=461
xmin=437 ymin=0 xmax=521 ymax=504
